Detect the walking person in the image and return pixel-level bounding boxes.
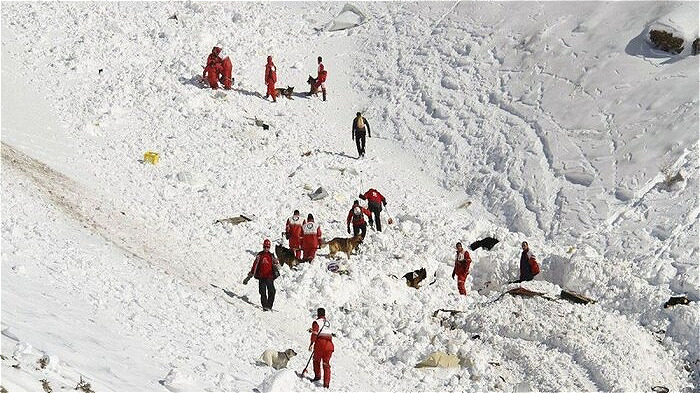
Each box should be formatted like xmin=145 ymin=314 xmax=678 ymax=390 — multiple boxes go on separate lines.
xmin=264 ymin=55 xmax=277 ymax=102
xmin=302 ymin=214 xmax=322 ymax=262
xmin=358 ymin=188 xmax=386 ymax=231
xmin=452 ymin=242 xmax=472 ymax=295
xmin=285 ymin=209 xmax=304 ymax=259
xmin=351 ymin=112 xmax=371 ymax=158
xmin=518 ymin=241 xmax=540 ymax=282
xmin=243 ymin=239 xmax=280 ymax=311
xmin=308 ymin=307 xmax=334 ymax=389
xmin=346 ymin=200 xmax=373 ymax=240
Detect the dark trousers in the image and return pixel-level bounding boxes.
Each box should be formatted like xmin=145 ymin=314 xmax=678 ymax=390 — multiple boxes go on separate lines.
xmin=258 ymin=278 xmax=276 ymax=309
xmin=368 ymin=202 xmax=382 ymax=232
xmin=355 ymin=131 xmax=366 ymax=157
xmin=352 ymin=223 xmax=367 ymax=240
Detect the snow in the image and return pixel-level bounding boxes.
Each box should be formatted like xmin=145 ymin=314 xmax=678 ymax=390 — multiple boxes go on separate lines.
xmin=1 ymin=2 xmax=698 ymax=392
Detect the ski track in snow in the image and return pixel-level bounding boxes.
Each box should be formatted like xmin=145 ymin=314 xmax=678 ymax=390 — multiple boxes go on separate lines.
xmin=1 ymin=2 xmax=698 ymax=392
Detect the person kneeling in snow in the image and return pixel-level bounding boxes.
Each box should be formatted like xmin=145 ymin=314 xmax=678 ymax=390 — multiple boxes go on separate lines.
xmin=452 ymin=242 xmax=472 ymax=295
xmin=202 ymin=46 xmax=233 ymax=90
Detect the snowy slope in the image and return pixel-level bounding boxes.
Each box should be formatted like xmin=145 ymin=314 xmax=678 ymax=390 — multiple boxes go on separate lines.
xmin=1 ymin=2 xmax=698 ymax=392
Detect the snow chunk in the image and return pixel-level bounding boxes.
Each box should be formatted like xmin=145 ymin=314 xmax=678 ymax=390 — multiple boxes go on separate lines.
xmin=254 ymin=369 xmax=297 ymax=392
xmin=160 ymin=368 xmax=201 ymax=392
xmin=441 ymin=76 xmax=460 ymax=90
xmin=176 ymin=171 xmax=205 ymax=188
xmin=13 ymin=342 xmax=32 ymax=358
xmin=308 ymin=187 xmax=328 ymax=200
xmin=39 ymin=354 xmax=60 ymax=372
xmin=325 ymin=4 xmax=367 ymax=32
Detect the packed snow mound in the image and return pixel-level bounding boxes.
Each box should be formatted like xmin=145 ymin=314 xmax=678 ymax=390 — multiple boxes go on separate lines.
xmin=643 ymin=2 xmax=699 ymax=56
xmin=325 ymin=3 xmax=367 ymax=32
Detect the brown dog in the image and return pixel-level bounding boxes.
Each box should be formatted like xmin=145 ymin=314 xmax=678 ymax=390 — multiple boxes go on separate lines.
xmin=403 ymin=268 xmax=427 ymax=289
xmin=275 ymin=244 xmax=301 ymax=268
xmin=324 ymin=235 xmax=363 ymax=259
xmin=274 ymin=86 xmax=294 ymax=99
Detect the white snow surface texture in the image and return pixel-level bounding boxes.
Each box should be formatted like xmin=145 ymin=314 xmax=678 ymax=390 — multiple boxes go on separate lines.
xmin=1 ymin=2 xmax=698 ymax=392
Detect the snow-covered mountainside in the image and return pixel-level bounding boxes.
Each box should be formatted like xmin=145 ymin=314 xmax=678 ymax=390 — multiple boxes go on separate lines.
xmin=1 ymin=2 xmax=698 ymax=392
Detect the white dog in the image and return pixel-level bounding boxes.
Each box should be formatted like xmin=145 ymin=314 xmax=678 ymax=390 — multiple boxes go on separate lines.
xmin=257 ymin=349 xmax=297 ymax=370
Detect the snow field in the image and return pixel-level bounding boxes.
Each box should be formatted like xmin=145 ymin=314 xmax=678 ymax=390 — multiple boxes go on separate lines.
xmin=1 ymin=1 xmax=698 ymax=392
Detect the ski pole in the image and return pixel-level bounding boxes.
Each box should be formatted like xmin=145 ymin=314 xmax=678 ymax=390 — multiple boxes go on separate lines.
xmin=300 ymin=320 xmax=330 ymax=377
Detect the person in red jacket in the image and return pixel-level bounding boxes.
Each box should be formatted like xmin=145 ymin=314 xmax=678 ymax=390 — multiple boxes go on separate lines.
xmin=202 ymin=46 xmax=233 ymax=90
xmin=308 ymin=307 xmax=334 ymax=388
xmin=452 ymin=242 xmax=472 ymax=295
xmin=301 ymin=214 xmax=322 ymax=262
xmin=310 ymin=56 xmax=327 ymax=101
xmin=346 ymin=200 xmax=372 ymax=240
xmin=264 ymin=55 xmax=277 ymax=102
xmin=358 ymin=188 xmax=387 ymax=231
xmin=243 ymin=239 xmax=280 ymax=311
xmin=285 ymin=210 xmax=304 ymax=259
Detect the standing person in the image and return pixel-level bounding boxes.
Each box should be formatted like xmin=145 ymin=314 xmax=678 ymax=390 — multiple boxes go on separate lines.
xmin=202 ymin=46 xmax=233 ymax=90
xmin=264 ymin=55 xmax=277 ymax=102
xmin=519 ymin=241 xmax=540 ymax=282
xmin=243 ymin=239 xmax=280 ymax=311
xmin=285 ymin=210 xmax=304 ymax=259
xmin=311 ymin=56 xmax=327 ymax=101
xmin=452 ymin=242 xmax=472 ymax=296
xmin=308 ymin=307 xmax=334 ymax=389
xmin=358 ymin=188 xmax=386 ymax=231
xmin=302 ymin=214 xmax=322 ymax=262
xmin=346 ymin=200 xmax=372 ymax=240
xmin=351 ymin=112 xmax=371 ymax=158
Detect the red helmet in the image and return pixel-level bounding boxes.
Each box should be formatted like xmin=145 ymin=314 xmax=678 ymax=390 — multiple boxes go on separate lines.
xmin=263 ymin=239 xmax=271 ymax=248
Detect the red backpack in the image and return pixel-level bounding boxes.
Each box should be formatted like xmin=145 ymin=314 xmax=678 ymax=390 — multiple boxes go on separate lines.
xmin=529 ymin=256 xmax=540 ymax=276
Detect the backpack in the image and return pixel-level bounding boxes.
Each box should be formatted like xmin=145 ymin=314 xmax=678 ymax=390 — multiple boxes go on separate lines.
xmin=529 ymin=257 xmax=540 ymax=276
xmin=352 ymin=206 xmax=364 ymax=222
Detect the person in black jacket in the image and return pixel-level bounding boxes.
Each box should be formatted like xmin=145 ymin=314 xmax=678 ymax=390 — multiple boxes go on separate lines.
xmin=351 ymin=112 xmax=371 ymax=158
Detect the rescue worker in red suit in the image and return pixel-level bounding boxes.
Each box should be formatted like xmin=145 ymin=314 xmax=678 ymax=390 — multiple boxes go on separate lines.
xmin=308 ymin=307 xmax=334 ymax=388
xmin=358 ymin=188 xmax=387 ymax=231
xmin=311 ymin=56 xmax=327 ymax=101
xmin=264 ymin=55 xmax=277 ymax=102
xmin=243 ymin=239 xmax=279 ymax=311
xmin=346 ymin=200 xmax=372 ymax=241
xmin=202 ymin=46 xmax=233 ymax=90
xmin=452 ymin=242 xmax=472 ymax=295
xmin=301 ymin=214 xmax=322 ymax=262
xmin=285 ymin=209 xmax=304 ymax=259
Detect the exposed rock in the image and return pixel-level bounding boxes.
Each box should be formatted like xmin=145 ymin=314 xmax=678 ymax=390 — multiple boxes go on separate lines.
xmin=648 ymin=29 xmax=684 ymax=54
xmin=663 ymin=295 xmax=690 ymax=308
xmin=560 ymin=289 xmax=596 ymax=304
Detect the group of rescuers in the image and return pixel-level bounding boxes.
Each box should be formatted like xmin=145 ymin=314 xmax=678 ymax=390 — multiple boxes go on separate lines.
xmin=241 ymin=186 xmax=539 ymax=387
xmin=204 ymin=46 xmax=541 ymax=390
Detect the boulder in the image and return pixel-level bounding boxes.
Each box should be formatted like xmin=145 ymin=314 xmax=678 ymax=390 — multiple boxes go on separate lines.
xmin=308 ymin=187 xmax=328 ymax=200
